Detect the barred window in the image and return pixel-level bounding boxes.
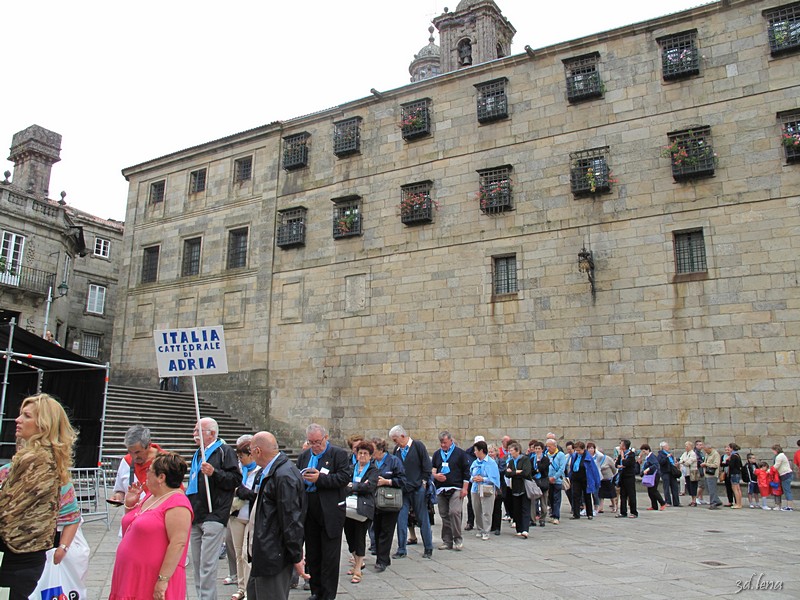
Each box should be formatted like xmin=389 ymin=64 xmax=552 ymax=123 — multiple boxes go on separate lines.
xmin=493 ymin=255 xmax=518 ymax=295
xmin=82 ymin=333 xmax=101 ymax=359
xmin=149 ymin=180 xmax=165 ymax=204
xmin=189 ymin=168 xmax=207 ymax=193
xmin=658 ymin=31 xmax=700 ymax=80
xmin=400 ymin=181 xmax=434 ymax=226
xmin=674 ymin=230 xmax=707 ymax=274
xmin=475 ymin=78 xmax=509 ymax=123
xmin=94 ymin=237 xmax=110 ymax=258
xmin=664 ymin=127 xmax=716 ymax=181
xmin=400 ymin=99 xmax=432 ymax=141
xmin=234 ymin=156 xmax=252 ymax=182
xmin=564 ymin=53 xmax=603 ymax=102
xmin=227 ymin=228 xmax=248 ymax=269
xmin=779 ymin=110 xmax=800 ymax=163
xmin=86 ymin=284 xmax=106 ymax=315
xmin=277 ymin=207 xmax=307 ymax=248
xmin=766 ymin=3 xmax=800 ymax=55
xmin=283 ymin=133 xmax=310 ymax=170
xmin=332 ymin=197 xmax=362 ymax=239
xmin=141 ymin=246 xmax=159 ymax=283
xmin=477 ymin=166 xmax=513 ymax=215
xmin=181 ymin=237 xmax=202 ymax=277
xmin=333 ymin=118 xmax=362 ymax=157
xmin=570 ymin=147 xmax=613 ymax=195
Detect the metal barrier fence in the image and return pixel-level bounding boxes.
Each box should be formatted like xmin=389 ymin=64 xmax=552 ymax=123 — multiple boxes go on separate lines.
xmin=69 ymin=467 xmax=110 ymax=529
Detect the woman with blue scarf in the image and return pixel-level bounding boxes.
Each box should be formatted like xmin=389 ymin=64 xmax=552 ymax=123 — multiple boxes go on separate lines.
xmin=344 ymin=441 xmax=378 ymax=584
xmin=469 ymin=440 xmax=500 ymax=540
xmin=504 ymin=442 xmax=533 ymax=538
xmin=640 ymin=444 xmax=667 ymax=511
xmin=567 ymin=441 xmax=601 ymax=520
xmin=225 ymin=435 xmax=259 ymax=600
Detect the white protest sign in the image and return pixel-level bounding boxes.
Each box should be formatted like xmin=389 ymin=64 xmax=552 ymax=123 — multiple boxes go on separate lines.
xmin=153 ymin=326 xmax=229 ymax=378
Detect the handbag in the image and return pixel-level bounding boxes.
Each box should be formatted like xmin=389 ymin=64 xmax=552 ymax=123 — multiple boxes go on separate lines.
xmin=375 ymin=486 xmax=403 ymax=512
xmin=689 ymin=469 xmax=701 ymax=482
xmin=561 ymin=477 xmax=571 ymax=491
xmin=642 ymin=473 xmax=657 ymax=487
xmin=345 ymin=495 xmax=367 ymax=522
xmin=480 ymin=484 xmax=494 ymax=497
xmin=670 ymin=463 xmax=682 ymax=478
xmin=705 ymin=466 xmax=717 ymax=476
xmin=523 ymin=478 xmax=542 ymax=499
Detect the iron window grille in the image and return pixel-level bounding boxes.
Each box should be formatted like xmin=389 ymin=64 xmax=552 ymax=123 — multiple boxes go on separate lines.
xmin=564 ymin=53 xmax=603 ymax=102
xmin=570 ymin=147 xmax=612 ymax=195
xmin=227 ymin=228 xmax=249 ymax=269
xmin=400 ymin=99 xmax=431 ymax=140
xmin=283 ymin=133 xmax=310 ymax=170
xmin=665 ymin=127 xmax=716 ymax=181
xmin=674 ymin=229 xmax=707 ymax=274
xmin=181 ymin=237 xmax=202 ymax=277
xmin=141 ymin=246 xmax=159 ymax=283
xmin=477 ymin=166 xmax=513 ymax=215
xmin=149 ymin=180 xmax=165 ymax=204
xmin=779 ymin=111 xmax=800 ymax=163
xmin=86 ymin=284 xmax=106 ymax=315
xmin=189 ymin=168 xmax=206 ymax=194
xmin=332 ymin=197 xmax=362 ymax=239
xmin=277 ymin=207 xmax=307 ymax=248
xmin=658 ymin=31 xmax=700 ymax=80
xmin=475 ymin=78 xmax=509 ymax=123
xmin=493 ymin=255 xmax=518 ymax=296
xmin=94 ymin=237 xmax=110 ymax=258
xmin=82 ymin=333 xmax=101 ymax=359
xmin=766 ymin=3 xmax=800 ymax=55
xmin=333 ymin=118 xmax=362 ymax=157
xmin=400 ymin=181 xmax=434 ymax=226
xmin=234 ymin=156 xmax=253 ymax=182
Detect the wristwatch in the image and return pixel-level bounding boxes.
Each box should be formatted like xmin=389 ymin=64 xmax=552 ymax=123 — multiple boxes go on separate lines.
xmin=58 ymin=544 xmax=69 ymax=553
xmin=157 ymin=574 xmax=170 ymax=582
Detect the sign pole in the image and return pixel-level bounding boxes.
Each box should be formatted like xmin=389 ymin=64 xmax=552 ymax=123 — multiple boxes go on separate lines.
xmin=192 ymin=375 xmax=213 ymax=514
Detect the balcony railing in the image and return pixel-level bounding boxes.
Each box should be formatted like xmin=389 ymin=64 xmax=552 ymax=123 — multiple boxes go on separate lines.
xmin=0 ymin=264 xmax=56 ymax=295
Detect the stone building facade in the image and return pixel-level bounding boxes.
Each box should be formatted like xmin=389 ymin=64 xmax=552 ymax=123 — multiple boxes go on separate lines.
xmin=1 ymin=125 xmax=123 ymax=363
xmin=114 ymin=0 xmax=800 ymax=453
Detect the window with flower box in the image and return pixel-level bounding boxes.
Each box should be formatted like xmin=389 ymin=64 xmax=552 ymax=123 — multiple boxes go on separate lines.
xmin=400 ymin=181 xmax=435 ymax=226
xmin=189 ymin=168 xmax=206 ymax=194
xmin=149 ymin=180 xmax=165 ymax=204
xmin=570 ymin=147 xmax=614 ymax=196
xmin=400 ymin=99 xmax=431 ymax=141
xmin=277 ymin=207 xmax=307 ymax=248
xmin=663 ymin=127 xmax=716 ymax=181
xmin=766 ymin=3 xmax=800 ymax=56
xmin=564 ymin=53 xmax=603 ymax=103
xmin=779 ymin=111 xmax=800 ymax=163
xmin=658 ymin=31 xmax=700 ymax=81
xmin=283 ymin=133 xmax=310 ymax=170
xmin=333 ymin=118 xmax=361 ymax=157
xmin=493 ymin=255 xmax=518 ymax=296
xmin=332 ymin=197 xmax=362 ymax=239
xmin=477 ymin=166 xmax=513 ymax=215
xmin=475 ymin=78 xmax=508 ymax=123
xmin=674 ymin=229 xmax=707 ymax=274
xmin=234 ymin=156 xmax=252 ymax=182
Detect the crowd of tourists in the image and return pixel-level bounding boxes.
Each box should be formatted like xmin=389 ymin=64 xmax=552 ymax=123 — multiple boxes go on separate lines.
xmin=1 ymin=399 xmax=798 ymax=600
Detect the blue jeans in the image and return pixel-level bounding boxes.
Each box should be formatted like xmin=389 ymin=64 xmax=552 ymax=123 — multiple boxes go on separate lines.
xmin=548 ymin=484 xmax=563 ymax=519
xmin=395 ymin=485 xmax=433 ymax=553
xmin=780 ymin=472 xmax=794 ymax=501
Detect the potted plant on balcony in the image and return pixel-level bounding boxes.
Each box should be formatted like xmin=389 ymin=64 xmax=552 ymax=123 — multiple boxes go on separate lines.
xmin=335 ymin=213 xmax=360 ymax=236
xmin=400 ymin=106 xmax=430 ymax=140
xmin=477 ymin=178 xmax=512 ymax=213
xmin=400 ymin=192 xmax=437 ymax=225
xmin=662 ymin=137 xmax=717 ymax=180
xmin=782 ymin=130 xmax=800 ymax=162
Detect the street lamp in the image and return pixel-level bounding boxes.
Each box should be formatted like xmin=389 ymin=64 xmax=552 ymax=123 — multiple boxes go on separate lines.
xmin=578 ymin=247 xmax=596 ymax=300
xmin=42 ymin=280 xmax=69 ymax=338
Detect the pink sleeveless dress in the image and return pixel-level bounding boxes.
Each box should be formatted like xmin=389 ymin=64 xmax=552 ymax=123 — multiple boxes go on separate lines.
xmin=109 ymin=492 xmax=193 ymax=600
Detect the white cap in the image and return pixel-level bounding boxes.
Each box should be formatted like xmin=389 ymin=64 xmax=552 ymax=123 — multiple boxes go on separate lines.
xmin=474 ymin=435 xmax=485 ymax=443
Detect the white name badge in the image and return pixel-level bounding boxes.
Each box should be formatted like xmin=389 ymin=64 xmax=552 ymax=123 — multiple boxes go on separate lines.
xmin=320 ymin=467 xmax=330 ymax=475
xmin=354 ymin=476 xmax=363 ymax=483
xmin=442 ymin=462 xmax=449 ymax=468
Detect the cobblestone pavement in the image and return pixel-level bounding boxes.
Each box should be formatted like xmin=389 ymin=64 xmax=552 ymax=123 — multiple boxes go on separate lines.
xmin=80 ymin=491 xmax=797 ymax=600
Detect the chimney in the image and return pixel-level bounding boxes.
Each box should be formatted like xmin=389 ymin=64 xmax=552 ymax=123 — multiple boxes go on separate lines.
xmin=8 ymin=125 xmax=62 ymax=198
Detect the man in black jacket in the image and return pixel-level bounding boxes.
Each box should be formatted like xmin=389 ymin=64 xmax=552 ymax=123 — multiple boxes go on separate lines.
xmin=615 ymin=439 xmax=639 ymax=518
xmin=431 ymin=431 xmax=470 ymax=550
xmin=188 ymin=418 xmax=241 ymax=600
xmin=296 ymin=424 xmax=350 ymax=600
xmin=248 ymin=431 xmax=307 ymax=600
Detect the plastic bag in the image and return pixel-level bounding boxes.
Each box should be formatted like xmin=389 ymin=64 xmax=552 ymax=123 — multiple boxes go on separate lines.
xmin=29 ymin=527 xmax=89 ymax=600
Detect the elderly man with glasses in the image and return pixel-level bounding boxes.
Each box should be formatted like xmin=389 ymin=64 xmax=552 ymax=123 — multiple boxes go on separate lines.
xmin=296 ymin=423 xmax=350 ymax=600
xmin=187 ymin=418 xmax=240 ymax=600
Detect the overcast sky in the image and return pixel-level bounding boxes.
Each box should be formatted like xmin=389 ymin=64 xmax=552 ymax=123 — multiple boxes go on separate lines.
xmin=2 ymin=0 xmax=706 ymax=222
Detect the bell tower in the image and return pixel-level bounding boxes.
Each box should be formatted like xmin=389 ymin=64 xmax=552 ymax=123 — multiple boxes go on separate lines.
xmin=433 ymin=0 xmax=516 ymax=74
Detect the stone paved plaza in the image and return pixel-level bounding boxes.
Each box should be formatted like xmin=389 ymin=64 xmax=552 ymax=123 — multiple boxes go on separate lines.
xmin=81 ymin=489 xmax=797 ymax=600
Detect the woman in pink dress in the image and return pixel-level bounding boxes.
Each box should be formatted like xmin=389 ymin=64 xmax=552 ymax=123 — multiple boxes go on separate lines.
xmin=110 ymin=452 xmax=193 ymax=600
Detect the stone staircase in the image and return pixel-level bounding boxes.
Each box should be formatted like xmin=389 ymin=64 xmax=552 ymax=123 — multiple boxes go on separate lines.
xmin=101 ymin=386 xmax=298 ymax=475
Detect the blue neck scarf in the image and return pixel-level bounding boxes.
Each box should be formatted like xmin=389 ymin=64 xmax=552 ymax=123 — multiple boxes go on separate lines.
xmin=352 ymin=461 xmax=369 ymax=484
xmin=187 ymin=439 xmax=223 ymax=495
xmin=375 ymin=454 xmax=388 ymax=470
xmin=573 ymin=454 xmax=582 ymax=472
xmin=305 ymin=442 xmax=329 ymax=491
xmin=439 ymin=444 xmax=454 ymax=475
xmin=241 ymin=461 xmax=258 ymax=485
xmin=401 ymin=443 xmax=410 ymax=462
